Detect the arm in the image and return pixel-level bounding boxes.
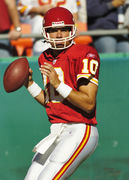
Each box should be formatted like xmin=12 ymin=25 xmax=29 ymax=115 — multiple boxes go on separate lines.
xmin=67 ymin=82 xmax=97 ymax=113
xmin=17 ymin=2 xmax=53 ymax=17
xmin=40 ymin=63 xmax=98 ymax=114
xmin=5 ymin=0 xmax=22 ymax=40
xmin=24 ymin=68 xmax=46 ymax=106
xmin=87 ymin=0 xmax=125 ymax=17
xmin=25 ymin=5 xmax=53 ymax=16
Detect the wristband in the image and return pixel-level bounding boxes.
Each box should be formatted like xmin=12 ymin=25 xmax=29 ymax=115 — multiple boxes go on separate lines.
xmin=27 ymin=82 xmax=42 ymax=98
xmin=56 ymin=82 xmax=72 ymax=99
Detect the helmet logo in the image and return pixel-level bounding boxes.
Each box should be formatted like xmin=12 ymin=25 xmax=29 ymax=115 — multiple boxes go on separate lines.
xmin=52 ymin=21 xmax=64 ymax=27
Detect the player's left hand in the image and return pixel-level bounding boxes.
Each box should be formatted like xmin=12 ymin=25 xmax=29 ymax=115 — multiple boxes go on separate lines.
xmin=40 ymin=62 xmax=61 ymax=89
xmin=24 ymin=68 xmax=33 ymax=88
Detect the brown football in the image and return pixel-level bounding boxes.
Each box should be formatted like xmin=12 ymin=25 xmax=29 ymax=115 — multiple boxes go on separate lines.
xmin=3 ymin=57 xmax=29 ymax=93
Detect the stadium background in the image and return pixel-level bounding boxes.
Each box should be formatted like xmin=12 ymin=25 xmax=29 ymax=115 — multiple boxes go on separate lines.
xmin=0 ymin=53 xmax=129 ymax=180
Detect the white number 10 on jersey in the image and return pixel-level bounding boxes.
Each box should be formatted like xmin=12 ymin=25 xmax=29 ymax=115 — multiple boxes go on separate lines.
xmin=82 ymin=59 xmax=98 ymax=75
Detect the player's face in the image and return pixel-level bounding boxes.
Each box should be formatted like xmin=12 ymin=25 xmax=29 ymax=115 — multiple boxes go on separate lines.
xmin=47 ymin=26 xmax=72 ymax=48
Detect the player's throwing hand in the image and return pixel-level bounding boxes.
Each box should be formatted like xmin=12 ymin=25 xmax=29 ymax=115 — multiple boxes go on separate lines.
xmin=40 ymin=62 xmax=61 ymax=89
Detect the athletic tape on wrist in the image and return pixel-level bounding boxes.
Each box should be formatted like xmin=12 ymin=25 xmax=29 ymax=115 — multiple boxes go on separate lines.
xmin=27 ymin=82 xmax=42 ymax=98
xmin=56 ymin=82 xmax=72 ymax=99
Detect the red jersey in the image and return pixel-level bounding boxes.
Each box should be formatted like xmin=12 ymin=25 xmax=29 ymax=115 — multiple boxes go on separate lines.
xmin=38 ymin=44 xmax=100 ymax=125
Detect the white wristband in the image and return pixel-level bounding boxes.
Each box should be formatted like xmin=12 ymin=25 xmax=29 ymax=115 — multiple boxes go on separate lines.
xmin=27 ymin=82 xmax=42 ymax=98
xmin=56 ymin=82 xmax=72 ymax=99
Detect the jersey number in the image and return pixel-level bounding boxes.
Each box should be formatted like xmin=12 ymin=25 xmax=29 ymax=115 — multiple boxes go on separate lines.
xmin=82 ymin=59 xmax=98 ymax=75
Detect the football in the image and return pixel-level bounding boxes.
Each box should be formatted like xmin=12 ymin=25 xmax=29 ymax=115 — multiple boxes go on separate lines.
xmin=3 ymin=57 xmax=29 ymax=93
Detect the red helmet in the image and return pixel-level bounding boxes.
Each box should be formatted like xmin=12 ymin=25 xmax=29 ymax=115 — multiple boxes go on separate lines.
xmin=42 ymin=7 xmax=76 ymax=50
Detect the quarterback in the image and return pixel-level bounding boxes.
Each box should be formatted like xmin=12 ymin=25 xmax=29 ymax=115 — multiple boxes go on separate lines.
xmin=24 ymin=7 xmax=100 ymax=180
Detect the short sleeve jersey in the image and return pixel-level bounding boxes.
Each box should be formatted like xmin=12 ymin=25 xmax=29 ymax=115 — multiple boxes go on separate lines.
xmin=38 ymin=44 xmax=100 ymax=125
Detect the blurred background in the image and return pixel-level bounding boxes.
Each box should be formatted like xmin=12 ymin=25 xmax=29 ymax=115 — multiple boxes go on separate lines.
xmin=0 ymin=0 xmax=129 ymax=179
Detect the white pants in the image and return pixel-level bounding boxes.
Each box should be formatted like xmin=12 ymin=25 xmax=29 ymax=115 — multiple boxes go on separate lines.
xmin=24 ymin=123 xmax=99 ymax=180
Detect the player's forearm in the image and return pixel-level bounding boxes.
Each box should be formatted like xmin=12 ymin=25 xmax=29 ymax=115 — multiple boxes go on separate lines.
xmin=66 ymin=90 xmax=96 ymax=114
xmin=5 ymin=0 xmax=21 ymax=28
xmin=34 ymin=90 xmax=46 ymax=106
xmin=25 ymin=81 xmax=46 ymax=106
xmin=55 ymin=82 xmax=96 ymax=113
xmin=28 ymin=7 xmax=41 ymax=15
xmin=29 ymin=5 xmax=53 ymax=15
xmin=55 ymin=81 xmax=97 ymax=114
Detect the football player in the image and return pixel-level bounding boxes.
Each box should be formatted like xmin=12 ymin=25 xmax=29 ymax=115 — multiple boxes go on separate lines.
xmin=24 ymin=7 xmax=100 ymax=180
